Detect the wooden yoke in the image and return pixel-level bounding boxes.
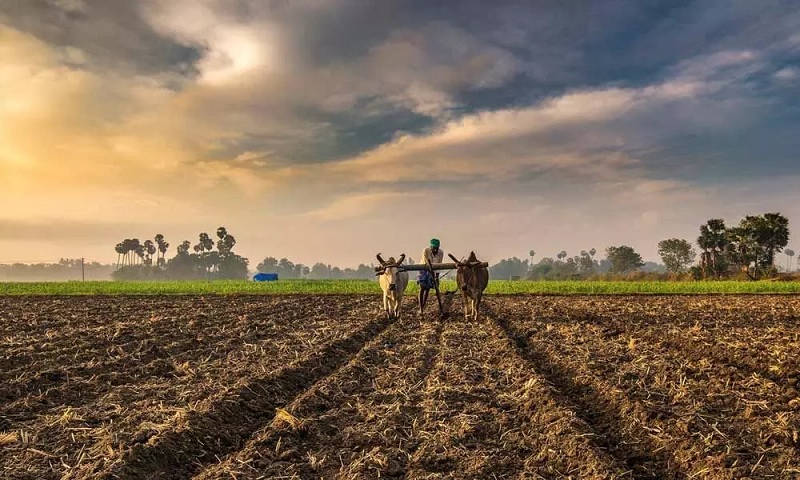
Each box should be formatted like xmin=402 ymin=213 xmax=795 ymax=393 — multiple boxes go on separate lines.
xmin=373 ymin=262 xmax=488 ymax=272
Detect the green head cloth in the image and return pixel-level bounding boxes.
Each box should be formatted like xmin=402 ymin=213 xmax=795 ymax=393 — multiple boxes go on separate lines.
xmin=430 ymin=238 xmax=440 ymax=248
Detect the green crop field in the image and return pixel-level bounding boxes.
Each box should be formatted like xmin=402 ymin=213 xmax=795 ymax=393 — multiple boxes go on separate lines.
xmin=2 ymin=279 xmax=800 ymax=295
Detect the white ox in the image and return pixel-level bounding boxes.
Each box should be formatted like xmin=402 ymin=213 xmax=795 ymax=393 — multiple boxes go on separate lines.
xmin=375 ymin=253 xmax=409 ymax=320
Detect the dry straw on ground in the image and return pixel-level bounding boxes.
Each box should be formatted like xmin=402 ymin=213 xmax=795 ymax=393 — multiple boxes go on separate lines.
xmin=1 ymin=294 xmax=798 ymax=478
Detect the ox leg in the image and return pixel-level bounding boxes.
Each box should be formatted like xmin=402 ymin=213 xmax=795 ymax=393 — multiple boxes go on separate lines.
xmin=383 ymin=292 xmax=391 ymax=320
xmin=474 ymin=294 xmax=481 ymax=321
xmin=394 ymin=293 xmax=402 ymax=319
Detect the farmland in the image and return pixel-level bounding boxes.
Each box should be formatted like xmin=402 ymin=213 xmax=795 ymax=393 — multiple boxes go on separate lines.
xmin=5 ymin=279 xmax=800 ymax=295
xmin=1 ymin=294 xmax=799 ymax=479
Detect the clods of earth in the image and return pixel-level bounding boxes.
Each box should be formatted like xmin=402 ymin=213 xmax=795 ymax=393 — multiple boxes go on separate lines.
xmin=1 ymin=295 xmax=799 ymax=479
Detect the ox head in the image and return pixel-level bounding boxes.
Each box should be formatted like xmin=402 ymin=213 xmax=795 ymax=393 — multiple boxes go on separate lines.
xmin=376 ymin=253 xmax=406 ymax=291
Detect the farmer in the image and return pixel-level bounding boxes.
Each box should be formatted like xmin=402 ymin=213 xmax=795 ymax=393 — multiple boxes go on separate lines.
xmin=418 ymin=238 xmax=444 ymax=313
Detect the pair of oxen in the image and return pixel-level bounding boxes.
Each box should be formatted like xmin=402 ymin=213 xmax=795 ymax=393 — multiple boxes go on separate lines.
xmin=374 ymin=252 xmax=489 ymax=321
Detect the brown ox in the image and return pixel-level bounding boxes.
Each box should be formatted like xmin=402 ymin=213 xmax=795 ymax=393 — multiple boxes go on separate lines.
xmin=448 ymin=251 xmax=489 ymax=320
xmin=375 ymin=253 xmax=408 ymax=320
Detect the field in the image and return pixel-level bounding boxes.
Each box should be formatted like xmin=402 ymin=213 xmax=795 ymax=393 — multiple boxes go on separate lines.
xmin=4 ymin=279 xmax=800 ymax=295
xmin=1 ymin=294 xmax=799 ymax=479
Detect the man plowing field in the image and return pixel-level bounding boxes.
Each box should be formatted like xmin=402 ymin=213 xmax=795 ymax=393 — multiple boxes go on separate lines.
xmin=417 ymin=238 xmax=443 ymax=314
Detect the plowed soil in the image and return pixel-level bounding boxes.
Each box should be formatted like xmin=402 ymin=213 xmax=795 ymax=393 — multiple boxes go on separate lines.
xmin=1 ymin=295 xmax=799 ymax=479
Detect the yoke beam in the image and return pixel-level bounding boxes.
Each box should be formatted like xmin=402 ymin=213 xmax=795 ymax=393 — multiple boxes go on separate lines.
xmin=373 ymin=262 xmax=489 ymax=272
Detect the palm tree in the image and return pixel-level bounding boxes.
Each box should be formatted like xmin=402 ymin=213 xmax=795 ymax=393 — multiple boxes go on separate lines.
xmin=195 ymin=233 xmax=215 ymax=276
xmin=122 ymin=239 xmax=135 ymax=267
xmin=178 ymin=240 xmax=191 ymax=255
xmin=200 ymin=232 xmax=214 ymax=252
xmin=528 ymin=250 xmax=536 ymax=276
xmin=132 ymin=239 xmax=144 ymax=266
xmin=154 ymin=234 xmax=168 ymax=267
xmin=115 ymin=243 xmax=124 ymax=270
xmin=144 ymin=240 xmax=156 ymax=267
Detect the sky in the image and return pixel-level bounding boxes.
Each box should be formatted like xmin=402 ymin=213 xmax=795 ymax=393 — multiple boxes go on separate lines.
xmin=1 ymin=0 xmax=799 ymax=268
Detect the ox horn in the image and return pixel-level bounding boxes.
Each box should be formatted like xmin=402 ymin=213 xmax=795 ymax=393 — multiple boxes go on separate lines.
xmin=397 ymin=254 xmax=406 ymax=265
xmin=376 ymin=253 xmax=387 ymax=266
xmin=448 ymin=253 xmax=464 ymax=266
xmin=468 ymin=251 xmax=482 ymax=266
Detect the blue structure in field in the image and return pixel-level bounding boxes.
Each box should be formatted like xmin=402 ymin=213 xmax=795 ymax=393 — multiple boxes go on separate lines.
xmin=253 ymin=272 xmax=279 ymax=282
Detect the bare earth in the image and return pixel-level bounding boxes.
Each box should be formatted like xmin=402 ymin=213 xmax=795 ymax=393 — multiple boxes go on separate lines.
xmin=1 ymin=294 xmax=799 ymax=479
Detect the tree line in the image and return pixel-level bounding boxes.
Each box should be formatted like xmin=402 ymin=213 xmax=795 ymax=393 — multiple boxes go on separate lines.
xmin=0 ymin=259 xmax=115 ymax=282
xmin=489 ymin=247 xmax=665 ymax=280
xmin=113 ymin=227 xmax=249 ymax=280
xmin=692 ymin=212 xmax=791 ymax=280
xmin=255 ymin=257 xmax=378 ymax=280
xmin=490 ymin=211 xmax=793 ymax=281
xmin=2 ymin=211 xmax=792 ymax=282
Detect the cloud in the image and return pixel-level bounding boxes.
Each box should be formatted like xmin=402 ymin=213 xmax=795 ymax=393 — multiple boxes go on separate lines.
xmin=302 ymin=191 xmax=426 ymax=221
xmin=324 ymin=61 xmax=740 ymax=186
xmin=774 ymin=67 xmax=800 ymax=82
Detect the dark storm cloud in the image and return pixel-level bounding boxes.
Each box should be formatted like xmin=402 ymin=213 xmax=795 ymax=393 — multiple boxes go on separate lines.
xmin=0 ymin=0 xmax=201 ymax=74
xmin=3 ymin=0 xmax=799 ymax=179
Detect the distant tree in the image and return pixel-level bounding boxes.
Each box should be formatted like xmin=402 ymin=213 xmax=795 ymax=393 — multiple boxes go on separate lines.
xmin=177 ymin=240 xmax=191 ymax=255
xmin=641 ymin=261 xmax=668 ymax=273
xmin=217 ymin=253 xmax=248 ymax=279
xmin=578 ymin=250 xmax=595 ymax=273
xmin=130 ymin=239 xmax=143 ymax=266
xmin=155 ymin=234 xmax=169 ymax=268
xmin=528 ymin=250 xmax=536 ymax=274
xmin=212 ymin=227 xmax=246 ymax=279
xmin=658 ymin=238 xmax=696 ymax=274
xmin=528 ymin=257 xmax=553 ymax=279
xmin=697 ymin=219 xmax=729 ymax=278
xmin=115 ymin=243 xmax=124 ymax=270
xmin=278 ymin=258 xmax=295 ymax=278
xmin=727 ymin=213 xmax=790 ymax=279
xmin=564 ymin=257 xmax=578 ymax=274
xmin=760 ymin=213 xmax=790 ymax=267
xmin=489 ymin=257 xmax=528 ymax=280
xmin=167 ymin=239 xmax=200 ymax=279
xmin=257 ymin=257 xmax=279 ymax=273
xmin=195 ymin=232 xmax=215 ymax=276
xmin=143 ymin=240 xmax=156 ymax=267
xmin=786 ymin=249 xmax=796 ymax=272
xmin=309 ymin=262 xmax=331 ymax=279
xmin=557 ymin=250 xmax=567 ymax=261
xmin=605 ymin=245 xmax=644 ymax=274
xmin=216 ymin=227 xmax=236 ymax=257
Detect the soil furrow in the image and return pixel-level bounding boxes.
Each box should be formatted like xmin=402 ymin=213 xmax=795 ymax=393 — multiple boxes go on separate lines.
xmin=541 ymin=309 xmax=799 ymax=476
xmin=96 ymin=311 xmax=396 ymax=479
xmin=192 ymin=309 xmax=443 ymax=479
xmin=405 ymin=305 xmax=630 ymax=479
xmin=0 ymin=296 xmax=377 ymax=479
xmin=488 ymin=302 xmax=685 ymax=479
